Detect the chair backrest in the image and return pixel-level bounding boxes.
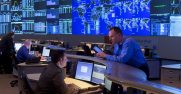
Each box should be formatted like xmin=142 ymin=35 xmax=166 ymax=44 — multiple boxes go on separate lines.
xmin=12 ymin=55 xmax=19 ymax=69
xmin=21 ymin=72 xmax=34 ymax=94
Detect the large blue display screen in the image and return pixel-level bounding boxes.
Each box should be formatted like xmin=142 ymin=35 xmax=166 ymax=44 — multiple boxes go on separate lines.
xmin=72 ymin=0 xmax=150 ymax=36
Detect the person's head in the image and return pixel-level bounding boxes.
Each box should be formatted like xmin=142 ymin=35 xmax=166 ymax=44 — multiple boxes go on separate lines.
xmin=24 ymin=39 xmax=31 ymax=49
xmin=6 ymin=32 xmax=15 ymax=38
xmin=109 ymin=26 xmax=123 ymax=45
xmin=51 ymin=50 xmax=67 ymax=68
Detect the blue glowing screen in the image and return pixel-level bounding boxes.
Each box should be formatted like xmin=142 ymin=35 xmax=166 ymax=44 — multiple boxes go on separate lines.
xmin=72 ymin=0 xmax=150 ymax=36
xmin=47 ymin=0 xmax=59 ymax=6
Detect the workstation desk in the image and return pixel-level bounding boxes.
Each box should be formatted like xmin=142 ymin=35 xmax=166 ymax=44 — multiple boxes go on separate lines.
xmin=18 ymin=54 xmax=181 ymax=94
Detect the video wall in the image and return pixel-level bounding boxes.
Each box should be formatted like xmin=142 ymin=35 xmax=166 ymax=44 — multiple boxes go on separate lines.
xmin=0 ymin=0 xmax=150 ymax=35
xmin=72 ymin=0 xmax=150 ymax=36
xmin=0 ymin=0 xmax=181 ymax=36
xmin=0 ymin=0 xmax=72 ymax=34
xmin=151 ymin=0 xmax=181 ymax=37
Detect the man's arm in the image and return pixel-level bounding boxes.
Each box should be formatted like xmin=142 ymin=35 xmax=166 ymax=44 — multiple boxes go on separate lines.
xmin=99 ymin=39 xmax=134 ymax=63
xmin=22 ymin=46 xmax=34 ymax=60
xmin=53 ymin=72 xmax=68 ymax=94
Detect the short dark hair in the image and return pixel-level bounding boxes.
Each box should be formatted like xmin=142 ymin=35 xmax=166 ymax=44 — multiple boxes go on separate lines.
xmin=51 ymin=50 xmax=65 ymax=64
xmin=110 ymin=26 xmax=123 ymax=35
xmin=7 ymin=32 xmax=14 ymax=37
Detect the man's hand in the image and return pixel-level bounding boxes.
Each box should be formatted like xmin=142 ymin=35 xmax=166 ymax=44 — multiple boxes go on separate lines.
xmin=67 ymin=84 xmax=80 ymax=94
xmin=96 ymin=52 xmax=107 ymax=58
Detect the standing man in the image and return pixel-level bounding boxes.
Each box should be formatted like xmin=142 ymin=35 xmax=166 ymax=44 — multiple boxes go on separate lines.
xmin=0 ymin=32 xmax=15 ymax=74
xmin=96 ymin=26 xmax=149 ymax=93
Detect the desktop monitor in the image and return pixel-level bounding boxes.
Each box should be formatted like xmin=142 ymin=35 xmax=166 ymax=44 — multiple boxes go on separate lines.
xmin=75 ymin=61 xmax=93 ymax=81
xmin=42 ymin=47 xmax=50 ymax=57
xmin=91 ymin=63 xmax=106 ymax=84
xmin=104 ymin=78 xmax=112 ymax=91
xmin=14 ymin=43 xmax=22 ymax=51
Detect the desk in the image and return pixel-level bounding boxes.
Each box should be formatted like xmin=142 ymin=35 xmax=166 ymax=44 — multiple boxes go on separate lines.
xmin=27 ymin=73 xmax=94 ymax=89
xmin=161 ymin=64 xmax=181 ymax=88
xmin=66 ymin=49 xmax=84 ymax=54
xmin=66 ymin=54 xmax=181 ymax=94
xmin=18 ymin=54 xmax=181 ymax=94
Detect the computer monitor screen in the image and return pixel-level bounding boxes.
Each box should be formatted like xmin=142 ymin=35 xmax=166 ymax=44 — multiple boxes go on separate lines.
xmin=46 ymin=0 xmax=59 ymax=6
xmin=14 ymin=43 xmax=22 ymax=51
xmin=104 ymin=78 xmax=112 ymax=91
xmin=170 ymin=16 xmax=181 ymax=36
xmin=75 ymin=61 xmax=93 ymax=81
xmin=91 ymin=64 xmax=106 ymax=84
xmin=42 ymin=47 xmax=50 ymax=57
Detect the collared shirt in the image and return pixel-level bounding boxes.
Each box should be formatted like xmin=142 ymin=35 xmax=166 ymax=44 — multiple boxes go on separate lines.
xmin=105 ymin=38 xmax=146 ymax=68
xmin=17 ymin=45 xmax=34 ymax=62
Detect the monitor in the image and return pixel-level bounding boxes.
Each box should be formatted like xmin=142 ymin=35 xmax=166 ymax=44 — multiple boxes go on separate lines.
xmin=170 ymin=16 xmax=181 ymax=36
xmin=104 ymin=78 xmax=112 ymax=91
xmin=75 ymin=61 xmax=93 ymax=81
xmin=91 ymin=63 xmax=106 ymax=84
xmin=46 ymin=0 xmax=59 ymax=6
xmin=42 ymin=47 xmax=50 ymax=57
xmin=47 ymin=9 xmax=59 ymax=19
xmin=14 ymin=43 xmax=22 ymax=51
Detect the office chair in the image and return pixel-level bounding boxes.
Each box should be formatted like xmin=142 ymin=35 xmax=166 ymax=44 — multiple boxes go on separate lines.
xmin=20 ymin=72 xmax=34 ymax=94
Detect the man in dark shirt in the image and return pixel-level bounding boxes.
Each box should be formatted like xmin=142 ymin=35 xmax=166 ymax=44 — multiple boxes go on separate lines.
xmin=17 ymin=40 xmax=40 ymax=63
xmin=36 ymin=50 xmax=79 ymax=94
xmin=0 ymin=32 xmax=15 ymax=73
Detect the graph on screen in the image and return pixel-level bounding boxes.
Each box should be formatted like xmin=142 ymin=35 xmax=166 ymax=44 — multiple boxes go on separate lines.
xmin=47 ymin=9 xmax=59 ymax=19
xmin=47 ymin=0 xmax=59 ymax=6
xmin=11 ymin=22 xmax=22 ymax=34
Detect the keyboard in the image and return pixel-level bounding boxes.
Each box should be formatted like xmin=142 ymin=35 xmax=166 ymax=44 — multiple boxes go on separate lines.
xmin=65 ymin=77 xmax=93 ymax=89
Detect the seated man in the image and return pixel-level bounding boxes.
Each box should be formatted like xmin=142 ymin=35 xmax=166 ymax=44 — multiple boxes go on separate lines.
xmin=17 ymin=40 xmax=41 ymax=63
xmin=36 ymin=50 xmax=79 ymax=94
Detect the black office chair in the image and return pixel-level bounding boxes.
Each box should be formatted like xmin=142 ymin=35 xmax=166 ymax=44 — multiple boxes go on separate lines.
xmin=20 ymin=72 xmax=34 ymax=94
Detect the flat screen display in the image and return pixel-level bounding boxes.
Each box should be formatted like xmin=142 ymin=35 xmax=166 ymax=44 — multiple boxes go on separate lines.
xmin=91 ymin=64 xmax=106 ymax=84
xmin=42 ymin=47 xmax=50 ymax=57
xmin=170 ymin=16 xmax=181 ymax=36
xmin=14 ymin=43 xmax=22 ymax=51
xmin=47 ymin=0 xmax=59 ymax=6
xmin=75 ymin=61 xmax=93 ymax=81
xmin=72 ymin=0 xmax=150 ymax=36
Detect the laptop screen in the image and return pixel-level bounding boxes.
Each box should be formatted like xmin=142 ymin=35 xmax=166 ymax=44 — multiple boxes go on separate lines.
xmin=91 ymin=63 xmax=106 ymax=84
xmin=14 ymin=43 xmax=22 ymax=51
xmin=75 ymin=61 xmax=93 ymax=81
xmin=42 ymin=47 xmax=50 ymax=57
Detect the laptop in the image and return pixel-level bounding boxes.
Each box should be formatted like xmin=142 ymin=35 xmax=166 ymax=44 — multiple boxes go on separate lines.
xmin=14 ymin=43 xmax=22 ymax=51
xmin=40 ymin=47 xmax=51 ymax=62
xmin=75 ymin=61 xmax=93 ymax=82
xmin=42 ymin=47 xmax=50 ymax=57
